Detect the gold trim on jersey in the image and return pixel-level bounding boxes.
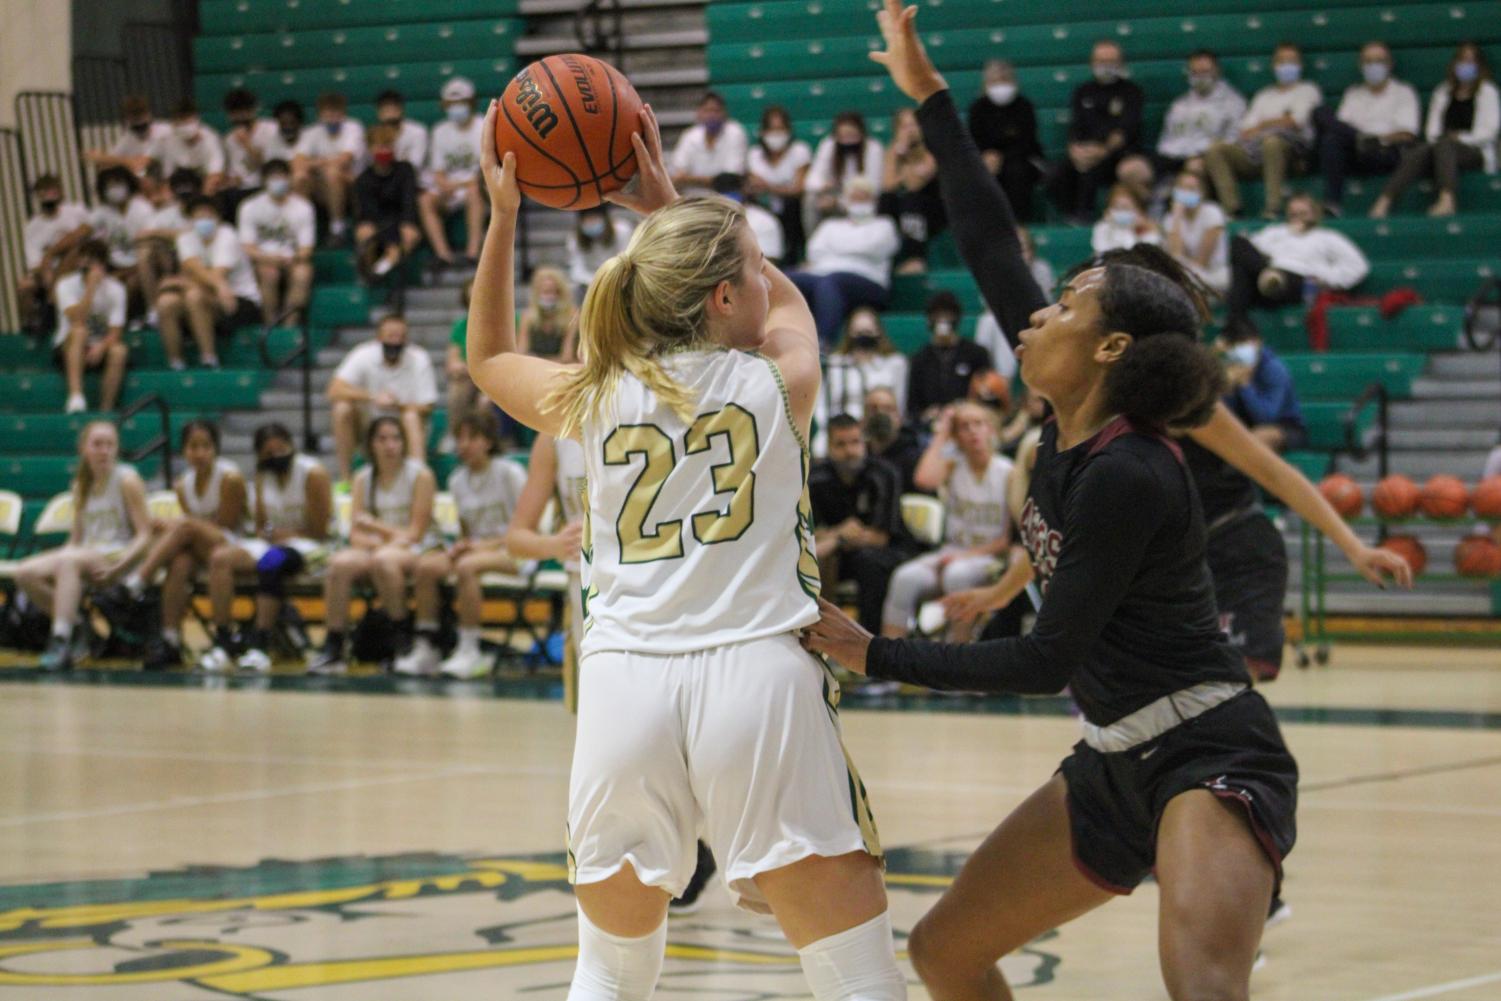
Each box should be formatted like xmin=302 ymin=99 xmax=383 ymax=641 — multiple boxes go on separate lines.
xmin=816 ymin=656 xmax=883 ymax=860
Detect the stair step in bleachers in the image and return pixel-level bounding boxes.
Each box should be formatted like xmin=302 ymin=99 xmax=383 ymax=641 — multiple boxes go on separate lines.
xmin=1279 ymin=353 xmax=1427 ymax=400
xmin=196 ymin=57 xmax=518 ymax=118
xmin=0 ymin=371 xmax=268 ymax=414
xmin=198 ymin=0 xmax=522 ymax=35
xmin=194 ymin=20 xmax=523 ymax=74
xmin=1265 ymin=306 xmax=1466 ymax=354
xmin=0 ymin=413 xmax=209 ymax=455
xmin=2 ymin=456 xmax=161 ymax=501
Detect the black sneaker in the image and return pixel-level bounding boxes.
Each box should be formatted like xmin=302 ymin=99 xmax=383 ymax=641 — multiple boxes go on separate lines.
xmin=38 ymin=635 xmax=74 ymax=672
xmin=142 ymin=636 xmax=182 ymax=672
xmin=670 ymin=841 xmax=717 ymax=914
xmin=306 ymin=638 xmax=348 ymax=676
xmin=1266 ymin=895 xmax=1292 ymax=928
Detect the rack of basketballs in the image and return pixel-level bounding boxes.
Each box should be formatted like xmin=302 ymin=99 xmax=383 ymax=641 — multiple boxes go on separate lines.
xmin=1318 ymin=473 xmax=1501 ymax=579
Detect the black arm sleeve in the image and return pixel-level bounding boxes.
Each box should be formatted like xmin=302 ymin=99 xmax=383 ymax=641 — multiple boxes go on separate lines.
xmin=915 ymin=90 xmax=1048 ymax=349
xmin=865 ymin=450 xmax=1167 ymax=694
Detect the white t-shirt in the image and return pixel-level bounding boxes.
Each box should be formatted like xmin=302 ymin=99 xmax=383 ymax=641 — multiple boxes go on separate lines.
xmin=393 ymin=119 xmax=429 ymax=168
xmin=333 ymin=340 xmax=438 ymax=408
xmin=1337 ymin=80 xmax=1421 ymax=139
xmin=223 ymin=119 xmax=284 ymax=188
xmin=745 ymin=202 xmax=785 ymax=261
xmin=1166 ymin=202 xmax=1229 ymax=290
xmin=109 ymin=122 xmax=171 ymax=163
xmin=161 ymin=125 xmax=226 ymax=177
xmin=448 ymin=457 xmax=527 ymax=540
xmin=91 ymin=197 xmax=155 ymax=268
xmin=804 ymin=215 xmax=901 ymax=287
xmin=52 ymin=271 xmax=128 ymax=347
xmin=1249 ymin=223 xmax=1370 ymax=289
xmin=175 ymin=224 xmax=262 ymax=303
xmin=1241 ymin=82 xmax=1324 ymax=143
xmin=23 ymin=203 xmax=92 ymax=270
xmin=818 ymin=351 xmax=909 ymax=429
xmin=1090 ymin=219 xmax=1161 ymax=254
xmin=747 ymin=140 xmax=813 ymax=190
xmin=236 ymin=191 xmax=316 ymax=258
xmin=261 ymin=127 xmax=304 ymax=165
xmin=1157 ymin=81 xmax=1248 ymax=159
xmin=425 ymin=116 xmax=485 ymax=184
xmin=670 ymin=121 xmax=750 ymax=180
xmin=806 ymin=135 xmax=884 ymax=193
xmin=296 ymin=121 xmax=366 ymax=167
xmin=147 ymin=201 xmax=189 ymax=237
xmin=566 ymin=216 xmax=637 ymax=288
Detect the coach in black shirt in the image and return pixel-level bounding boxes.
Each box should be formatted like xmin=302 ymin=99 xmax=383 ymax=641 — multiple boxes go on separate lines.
xmin=907 ymin=290 xmax=992 ymax=422
xmin=968 ymin=59 xmax=1044 ymax=221
xmin=1049 ymin=39 xmax=1145 ymax=222
xmin=862 ymin=386 xmax=926 ymax=494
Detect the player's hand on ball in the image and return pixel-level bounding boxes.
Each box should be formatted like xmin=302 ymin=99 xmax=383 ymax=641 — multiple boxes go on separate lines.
xmin=605 ymin=105 xmax=678 ymax=216
xmin=1351 ymin=543 xmax=1415 ymax=590
xmin=869 ymin=0 xmax=949 ymax=104
xmin=481 ymin=100 xmax=521 ymax=217
xmin=801 ymin=598 xmax=874 ymax=675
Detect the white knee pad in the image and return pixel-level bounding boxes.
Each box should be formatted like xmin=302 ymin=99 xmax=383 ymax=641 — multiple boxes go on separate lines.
xmin=797 ymin=911 xmax=908 ymax=1001
xmin=566 ymin=904 xmax=667 ymax=1001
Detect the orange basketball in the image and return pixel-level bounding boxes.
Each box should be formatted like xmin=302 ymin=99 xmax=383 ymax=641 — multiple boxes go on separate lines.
xmin=1419 ymin=474 xmax=1470 ymax=520
xmin=1471 ymin=476 xmax=1501 ymax=521
xmin=1371 ymin=474 xmax=1421 ymax=520
xmin=1454 ymin=536 xmax=1501 ymax=578
xmin=1318 ymin=474 xmax=1363 ymax=519
xmin=495 ymin=54 xmax=642 ymax=210
xmin=1380 ymin=534 xmax=1427 ymax=576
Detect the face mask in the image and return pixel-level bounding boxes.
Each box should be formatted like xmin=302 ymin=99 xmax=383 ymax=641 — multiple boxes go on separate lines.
xmin=762 ymin=129 xmax=790 ymax=152
xmin=445 ymin=104 xmax=472 ymax=124
xmin=537 ymin=293 xmax=559 ymax=310
xmin=845 ymin=201 xmax=875 ymax=220
xmin=129 ymin=121 xmax=151 ymax=137
xmin=193 ymin=218 xmax=217 ymax=241
xmin=280 ymin=124 xmax=301 ymax=143
xmin=324 ymin=120 xmax=343 ymax=136
xmin=1172 ymin=187 xmax=1201 ymax=209
xmin=105 ymin=184 xmax=129 ymax=205
xmin=1093 ymin=64 xmax=1121 ymax=84
xmin=703 ymin=118 xmax=724 ymax=137
xmin=832 ymin=458 xmax=864 ymax=480
xmin=850 ymin=331 xmax=880 ymax=350
xmin=382 ymin=342 xmax=405 ymax=363
xmin=1189 ymin=73 xmax=1217 ymax=95
xmin=581 ymin=219 xmax=606 ymax=239
xmin=986 ymin=83 xmax=1018 ymax=105
xmin=933 ymin=319 xmax=955 ymax=338
xmin=230 ymin=117 xmax=256 ymax=131
xmin=39 ymin=198 xmax=60 ymax=214
xmin=1455 ymin=60 xmax=1480 ymax=83
xmin=174 ymin=120 xmax=199 ymax=141
xmin=1110 ymin=208 xmax=1137 ymax=227
xmin=1363 ymin=62 xmax=1390 ymax=86
xmin=1226 ymin=342 xmax=1259 ymax=368
xmin=837 ymin=139 xmax=863 ymax=154
xmin=266 ymin=176 xmax=290 ymax=197
xmin=257 ymin=453 xmax=293 ymax=475
xmin=172 ymin=187 xmax=196 ymax=204
xmin=864 ymin=412 xmax=895 ymax=442
xmin=372 ymin=149 xmax=396 ymax=168
xmin=1274 ymin=62 xmax=1302 ymax=84
xmin=379 ymin=117 xmax=402 ymax=129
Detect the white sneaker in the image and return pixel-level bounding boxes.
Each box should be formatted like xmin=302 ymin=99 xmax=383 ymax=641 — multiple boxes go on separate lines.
xmin=439 ymin=645 xmax=491 ymax=679
xmin=237 ymin=648 xmax=272 ymax=674
xmin=198 ymin=646 xmax=234 ymax=673
xmin=64 ymin=393 xmax=87 ymax=414
xmin=393 ymin=638 xmax=441 ymax=676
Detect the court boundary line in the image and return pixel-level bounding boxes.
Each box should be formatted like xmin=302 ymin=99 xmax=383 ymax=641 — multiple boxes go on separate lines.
xmin=1362 ymin=969 xmax=1501 ymax=1001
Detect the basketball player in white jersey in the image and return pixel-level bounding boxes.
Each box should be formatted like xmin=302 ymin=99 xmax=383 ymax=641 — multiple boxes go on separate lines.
xmin=468 ymin=101 xmax=905 ymax=1001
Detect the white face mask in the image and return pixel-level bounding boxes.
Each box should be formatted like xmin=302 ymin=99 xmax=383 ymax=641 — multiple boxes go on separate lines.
xmin=105 ymin=184 xmax=130 ymax=205
xmin=986 ymin=83 xmax=1018 ymax=106
xmin=762 ymin=130 xmax=790 ymax=152
xmin=845 ymin=201 xmax=875 ymax=220
xmin=192 ymin=218 xmax=217 ymax=241
xmin=933 ymin=320 xmax=956 ymax=338
xmin=537 ymin=293 xmax=559 ymax=310
xmin=1110 ymin=208 xmax=1137 ymax=227
xmin=266 ymin=176 xmax=290 ymax=197
xmin=1226 ymin=342 xmax=1259 ymax=368
xmin=445 ymin=104 xmax=472 ymax=124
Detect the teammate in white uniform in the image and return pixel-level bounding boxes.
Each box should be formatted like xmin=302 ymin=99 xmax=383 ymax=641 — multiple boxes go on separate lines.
xmin=199 ymin=423 xmax=333 ymax=673
xmin=16 ymin=422 xmax=151 ymax=672
xmin=468 ymin=101 xmax=905 ymax=1001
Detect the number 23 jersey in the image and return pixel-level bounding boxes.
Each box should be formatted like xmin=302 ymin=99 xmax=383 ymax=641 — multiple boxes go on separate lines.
xmin=580 ymin=348 xmax=820 ymax=657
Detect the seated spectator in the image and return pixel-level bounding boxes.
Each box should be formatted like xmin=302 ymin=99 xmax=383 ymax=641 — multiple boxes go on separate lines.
xmin=1157 ymin=51 xmax=1246 ymax=184
xmin=308 ymin=416 xmax=441 ymax=675
xmin=1163 ymin=170 xmax=1229 ymax=293
xmin=402 ymin=414 xmax=526 ymax=676
xmin=53 ymin=240 xmax=129 ymax=414
xmin=294 ymin=92 xmax=365 ymax=245
xmin=863 ymin=385 xmax=925 ymax=493
xmin=375 ymin=89 xmax=429 ymax=169
xmin=566 ymin=204 xmax=635 ymax=297
xmin=161 ymin=100 xmax=227 ymax=195
xmin=1049 ymin=40 xmax=1145 ymax=223
xmin=1372 ymin=43 xmax=1499 ymax=218
xmin=811 ymin=414 xmax=923 ymax=632
xmin=1205 ymin=43 xmax=1322 ymax=218
xmin=1314 ymin=42 xmax=1420 ymax=216
xmin=1226 ymin=193 xmax=1369 ymax=338
xmin=711 ymin=172 xmax=784 ymax=263
xmin=264 ymin=99 xmax=306 ymax=164
xmin=1217 ymin=326 xmax=1307 ymax=453
xmin=157 ymin=197 xmax=261 ymax=370
xmin=975 ymin=226 xmax=1055 ymax=371
xmin=806 ymin=111 xmax=884 ymax=219
xmin=89 ymin=166 xmax=153 ymax=315
xmin=19 ymin=173 xmax=92 ymax=334
xmin=880 ymin=107 xmax=944 ymax=274
xmin=670 ymin=91 xmax=749 ymax=193
xmin=355 ymin=124 xmax=422 ymax=281
xmin=746 ymin=106 xmax=811 ymax=264
xmin=220 ymin=88 xmax=281 ymax=218
xmin=883 ymin=403 xmax=1013 ymax=640
xmin=328 ymin=313 xmax=437 ymax=483
xmin=85 ymin=95 xmax=170 ymax=191
xmin=789 ymin=177 xmax=899 ymax=345
xmin=446 ymin=279 xmax=486 ymax=427
xmin=967 ymin=59 xmax=1043 ymax=221
xmin=238 ymin=159 xmax=315 ymax=325
xmin=419 ymin=77 xmax=484 ymax=266
xmin=519 ymin=266 xmax=578 ymax=363
xmin=998 ymin=385 xmax=1048 ymax=455
xmin=907 ymin=290 xmax=992 ymax=422
xmin=134 ymin=167 xmax=203 ymax=308
xmin=822 ymin=307 xmax=909 ymax=423
xmin=1091 ymin=183 xmax=1160 ymax=254
xmin=14 ymin=422 xmax=150 ymax=671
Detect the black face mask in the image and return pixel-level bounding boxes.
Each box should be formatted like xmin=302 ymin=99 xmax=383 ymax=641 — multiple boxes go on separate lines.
xmin=382 ymin=342 xmax=405 ymax=363
xmin=129 ymin=121 xmax=151 ymax=137
xmin=39 ymin=198 xmax=61 ymax=214
xmin=279 ymin=125 xmax=300 ymax=142
xmin=257 ymin=453 xmax=293 ymax=475
xmin=864 ymin=412 xmax=895 ymax=442
xmin=379 ymin=117 xmax=402 ymax=129
xmin=837 ymin=140 xmax=863 ymax=154
xmin=173 ymin=187 xmax=197 ymax=204
xmin=850 ymin=334 xmax=880 ymax=351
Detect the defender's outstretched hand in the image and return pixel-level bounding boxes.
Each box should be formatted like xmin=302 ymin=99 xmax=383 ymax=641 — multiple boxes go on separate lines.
xmin=801 ymin=598 xmax=875 ymax=675
xmin=869 ymin=0 xmax=949 ymax=104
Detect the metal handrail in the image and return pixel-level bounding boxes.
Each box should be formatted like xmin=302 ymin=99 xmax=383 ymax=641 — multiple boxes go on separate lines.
xmin=1462 ymin=276 xmax=1499 ymax=354
xmin=257 ymin=307 xmax=319 ymax=453
xmin=118 ymin=392 xmax=174 ymax=487
xmin=1340 ymin=381 xmax=1389 ymax=475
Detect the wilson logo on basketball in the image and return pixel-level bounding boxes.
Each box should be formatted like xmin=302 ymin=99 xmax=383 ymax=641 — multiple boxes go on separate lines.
xmin=512 ymin=70 xmax=560 ymax=140
xmin=562 ymin=55 xmax=600 ymax=114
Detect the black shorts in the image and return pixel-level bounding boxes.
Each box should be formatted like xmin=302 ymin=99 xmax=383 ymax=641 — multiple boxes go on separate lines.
xmin=1059 ymin=689 xmax=1298 ymax=895
xmin=1206 ymin=512 xmax=1289 ymax=680
xmin=218 ymin=296 xmax=261 ymax=334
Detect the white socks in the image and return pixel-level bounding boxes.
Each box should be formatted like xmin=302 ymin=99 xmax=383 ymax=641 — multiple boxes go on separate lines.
xmin=797 ymin=911 xmax=908 ymax=1001
xmin=566 ymin=905 xmax=666 ymax=1001
xmin=123 ymin=572 xmax=144 ymax=596
xmin=457 ymin=627 xmax=481 ymax=651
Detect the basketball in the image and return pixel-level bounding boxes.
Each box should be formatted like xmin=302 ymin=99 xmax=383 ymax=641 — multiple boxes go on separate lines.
xmin=1474 ymin=476 xmax=1501 ymax=520
xmin=1454 ymin=536 xmax=1501 ymax=578
xmin=1318 ymin=474 xmax=1363 ymax=519
xmin=494 ymin=53 xmax=643 ymax=210
xmin=1419 ymin=474 xmax=1470 ymax=520
xmin=1380 ymin=534 xmax=1427 ymax=576
xmin=1371 ymin=474 xmax=1421 ymax=520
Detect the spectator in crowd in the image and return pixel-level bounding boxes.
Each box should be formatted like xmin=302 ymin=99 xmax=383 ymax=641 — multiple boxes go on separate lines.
xmin=220 ymin=88 xmax=280 ymax=217
xmin=53 ymin=240 xmax=129 ymax=414
xmin=197 ymin=422 xmax=333 ymax=673
xmin=85 ymin=95 xmax=170 ymax=190
xmin=294 ymin=92 xmax=365 ymax=244
xmin=375 ymin=89 xmax=429 ymax=169
xmin=998 ymin=385 xmax=1048 ymax=455
xmin=746 ymin=105 xmax=811 ymax=264
xmin=157 ymin=197 xmax=261 ymax=370
xmin=967 ymin=59 xmax=1043 ymax=221
xmin=19 ymin=174 xmax=92 ymax=334
xmin=863 ymin=385 xmax=925 ymax=493
xmin=789 ymin=176 xmax=899 ymax=345
xmin=14 ymin=421 xmax=150 ymax=671
xmin=566 ymin=204 xmax=635 ymax=297
xmin=907 ymin=289 xmax=992 ymax=422
xmin=1314 ymin=41 xmax=1420 ymax=216
xmin=1226 ymin=193 xmax=1369 ymax=337
xmin=883 ymin=403 xmax=1013 ymax=640
xmin=134 ymin=167 xmax=203 ymax=308
xmin=881 ymin=107 xmax=944 ymax=274
xmin=161 ymin=100 xmax=227 ymax=195
xmin=816 ymin=307 xmax=910 ymax=452
xmin=1372 ymin=43 xmax=1499 ymax=219
xmin=89 ymin=166 xmax=153 ymax=314
xmin=975 ymin=226 xmax=1054 ymax=372
xmin=1205 ymin=42 xmax=1322 ymax=219
xmin=518 ymin=266 xmax=578 ymax=363
xmin=354 ymin=123 xmax=422 ymax=281
xmin=711 ymin=172 xmax=785 ymax=263
xmin=402 ymin=414 xmax=526 ymax=677
xmin=811 ymin=414 xmax=923 ymax=632
xmin=445 ymin=279 xmax=485 ymax=430
xmin=419 ymin=77 xmax=485 ymax=266
xmin=1163 ymin=169 xmax=1230 ymax=293
xmin=264 ymin=99 xmax=306 ymax=164
xmin=1218 ymin=326 xmax=1307 ymax=452
xmin=670 ymin=91 xmax=749 ymax=192
xmin=1049 ymin=40 xmax=1145 ymax=223
xmin=238 ymin=158 xmax=315 ymax=325
xmin=806 ymin=110 xmax=885 ymax=218
xmin=1156 ymin=49 xmax=1247 ymax=179
xmin=1091 ymin=182 xmax=1160 ymax=254
xmin=308 ymin=416 xmax=442 ymax=675
xmin=328 ymin=313 xmax=438 ymax=483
